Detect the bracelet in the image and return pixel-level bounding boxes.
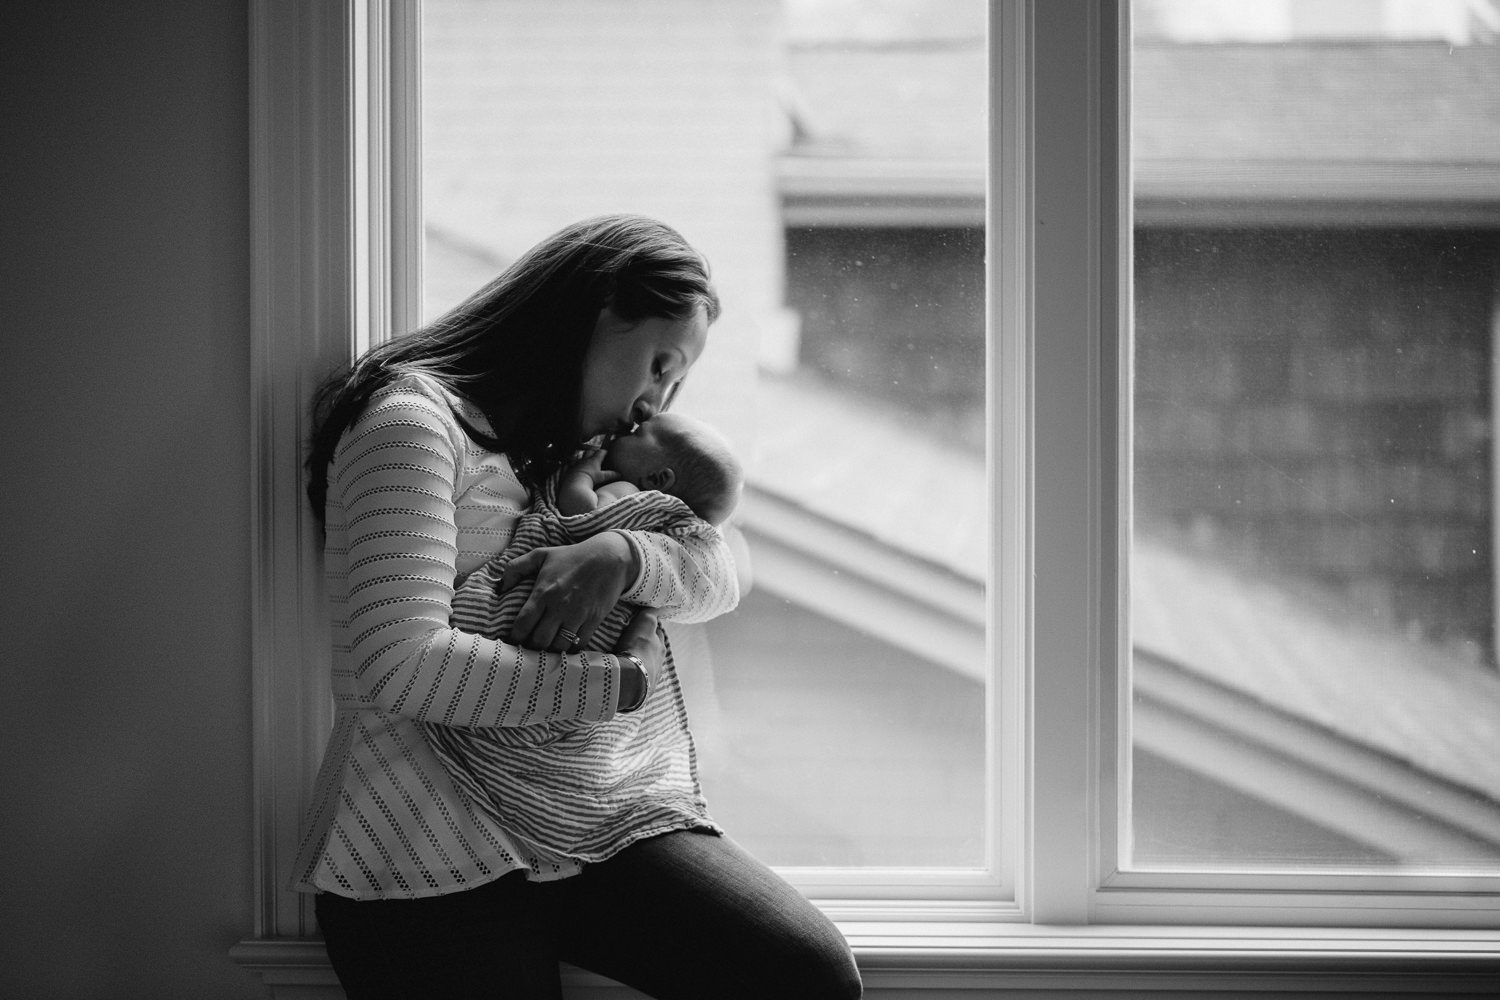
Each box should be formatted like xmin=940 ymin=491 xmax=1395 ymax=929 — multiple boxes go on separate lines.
xmin=618 ymin=652 xmax=650 ymax=713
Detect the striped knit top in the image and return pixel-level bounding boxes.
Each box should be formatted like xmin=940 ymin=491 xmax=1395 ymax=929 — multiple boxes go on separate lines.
xmin=290 ymin=373 xmax=740 ymax=899
xmin=426 ymin=485 xmax=722 ymax=868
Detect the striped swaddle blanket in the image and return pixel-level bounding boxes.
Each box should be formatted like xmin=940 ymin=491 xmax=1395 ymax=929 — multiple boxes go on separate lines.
xmin=423 ymin=481 xmax=721 ymax=862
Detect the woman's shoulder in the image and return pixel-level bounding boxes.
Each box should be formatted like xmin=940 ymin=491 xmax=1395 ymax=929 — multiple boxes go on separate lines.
xmin=337 ymin=372 xmax=470 ymax=467
xmin=361 ymin=371 xmax=492 ymax=436
xmin=372 ymin=369 xmax=453 ymax=413
xmin=381 ymin=370 xmax=494 ymax=437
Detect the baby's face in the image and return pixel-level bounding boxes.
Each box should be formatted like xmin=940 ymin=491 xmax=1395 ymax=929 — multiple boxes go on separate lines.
xmin=602 ymin=419 xmax=671 ymax=487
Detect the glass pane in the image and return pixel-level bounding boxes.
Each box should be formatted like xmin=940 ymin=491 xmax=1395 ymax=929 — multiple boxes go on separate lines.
xmin=1129 ymin=0 xmax=1500 ymax=871
xmin=422 ymin=0 xmax=989 ymax=869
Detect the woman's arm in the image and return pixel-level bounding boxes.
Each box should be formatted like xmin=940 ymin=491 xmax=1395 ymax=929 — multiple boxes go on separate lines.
xmin=331 ymin=380 xmax=632 ymax=728
xmin=613 ymin=523 xmax=740 ymax=624
xmin=502 ymin=502 xmax=741 ymax=632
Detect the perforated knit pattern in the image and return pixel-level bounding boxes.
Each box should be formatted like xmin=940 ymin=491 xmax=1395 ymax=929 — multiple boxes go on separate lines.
xmin=428 ymin=485 xmax=723 ymax=864
xmin=290 ymin=374 xmax=739 ymax=899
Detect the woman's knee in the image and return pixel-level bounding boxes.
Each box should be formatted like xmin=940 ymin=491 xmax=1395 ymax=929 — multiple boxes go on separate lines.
xmin=775 ymin=928 xmax=863 ymax=999
xmin=736 ymin=876 xmax=861 ymax=997
xmin=703 ymin=837 xmax=861 ymax=996
xmin=579 ymin=831 xmax=863 ymax=997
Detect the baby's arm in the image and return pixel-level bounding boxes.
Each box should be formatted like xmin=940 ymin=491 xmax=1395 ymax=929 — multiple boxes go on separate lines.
xmin=557 ymin=448 xmax=626 ymax=516
xmin=596 ymin=480 xmax=643 ymax=505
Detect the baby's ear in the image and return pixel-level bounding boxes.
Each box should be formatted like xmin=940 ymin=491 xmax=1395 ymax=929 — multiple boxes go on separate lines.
xmin=644 ymin=467 xmax=676 ymax=491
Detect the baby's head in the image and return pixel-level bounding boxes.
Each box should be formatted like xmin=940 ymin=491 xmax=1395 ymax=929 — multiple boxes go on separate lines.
xmin=604 ymin=412 xmax=743 ymax=525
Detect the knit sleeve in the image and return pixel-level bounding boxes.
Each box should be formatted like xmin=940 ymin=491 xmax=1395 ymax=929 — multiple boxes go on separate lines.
xmin=330 ymin=380 xmax=623 ymax=727
xmin=544 ymin=488 xmax=741 ymax=626
xmin=615 ymin=522 xmax=740 ymax=625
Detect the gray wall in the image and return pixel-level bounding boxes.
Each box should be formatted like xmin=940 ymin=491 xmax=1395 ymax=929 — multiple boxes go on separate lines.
xmin=0 ymin=2 xmax=262 ymax=997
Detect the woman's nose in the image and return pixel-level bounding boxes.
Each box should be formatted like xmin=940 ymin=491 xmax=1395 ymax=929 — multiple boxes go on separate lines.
xmin=631 ymin=398 xmax=657 ymax=425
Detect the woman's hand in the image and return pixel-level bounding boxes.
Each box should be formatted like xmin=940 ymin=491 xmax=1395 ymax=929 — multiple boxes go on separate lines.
xmin=501 ymin=531 xmax=639 ymax=652
xmin=616 ymin=608 xmax=664 ymax=712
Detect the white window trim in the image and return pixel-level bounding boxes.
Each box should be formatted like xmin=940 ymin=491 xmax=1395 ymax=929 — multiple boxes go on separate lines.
xmin=237 ymin=0 xmax=421 ymax=947
xmin=234 ymin=1 xmax=1500 ymax=994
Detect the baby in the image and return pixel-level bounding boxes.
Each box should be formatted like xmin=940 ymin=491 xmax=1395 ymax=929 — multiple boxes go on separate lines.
xmin=425 ymin=412 xmax=743 ymax=862
xmin=558 ymin=410 xmax=742 ymax=526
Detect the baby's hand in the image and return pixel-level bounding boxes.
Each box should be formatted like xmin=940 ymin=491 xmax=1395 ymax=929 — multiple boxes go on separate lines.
xmin=568 ymin=447 xmax=623 ymax=487
xmin=569 ymin=447 xmax=607 ymax=474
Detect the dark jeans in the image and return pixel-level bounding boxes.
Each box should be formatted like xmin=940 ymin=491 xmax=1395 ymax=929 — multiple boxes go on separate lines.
xmin=315 ymin=830 xmax=863 ymax=999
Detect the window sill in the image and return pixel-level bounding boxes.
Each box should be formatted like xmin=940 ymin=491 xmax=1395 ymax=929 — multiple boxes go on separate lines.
xmin=234 ymin=926 xmax=1500 ymax=996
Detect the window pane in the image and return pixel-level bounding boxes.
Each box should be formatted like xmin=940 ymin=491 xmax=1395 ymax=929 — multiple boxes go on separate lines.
xmin=1129 ymin=0 xmax=1500 ymax=871
xmin=422 ymin=0 xmax=989 ymax=870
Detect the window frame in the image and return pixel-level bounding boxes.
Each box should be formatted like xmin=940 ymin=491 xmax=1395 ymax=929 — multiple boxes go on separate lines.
xmin=234 ymin=0 xmax=1500 ymax=993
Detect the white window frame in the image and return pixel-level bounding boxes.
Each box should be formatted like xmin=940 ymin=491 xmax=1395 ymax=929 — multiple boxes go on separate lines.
xmin=234 ymin=1 xmax=1500 ymax=994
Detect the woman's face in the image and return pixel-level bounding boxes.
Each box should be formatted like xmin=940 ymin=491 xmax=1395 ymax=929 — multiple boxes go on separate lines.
xmin=578 ymin=306 xmax=708 ymax=440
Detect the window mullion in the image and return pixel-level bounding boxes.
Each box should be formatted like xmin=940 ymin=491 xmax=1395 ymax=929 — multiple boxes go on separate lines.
xmin=385 ymin=0 xmax=423 ymax=338
xmin=990 ymin=0 xmax=1032 ymax=915
xmin=1024 ymin=0 xmax=1125 ymax=925
xmin=352 ymin=0 xmax=421 ymax=351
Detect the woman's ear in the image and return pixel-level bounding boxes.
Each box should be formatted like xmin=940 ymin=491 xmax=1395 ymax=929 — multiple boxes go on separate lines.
xmin=644 ymin=467 xmax=676 ymax=491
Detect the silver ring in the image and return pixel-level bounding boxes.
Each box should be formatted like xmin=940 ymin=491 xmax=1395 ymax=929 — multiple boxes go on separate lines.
xmin=558 ymin=627 xmax=581 ymax=647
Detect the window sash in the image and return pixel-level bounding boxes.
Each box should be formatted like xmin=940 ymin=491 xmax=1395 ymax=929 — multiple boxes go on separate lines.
xmin=1102 ymin=1 xmax=1500 ymax=918
xmin=241 ymin=0 xmax=1500 ymax=960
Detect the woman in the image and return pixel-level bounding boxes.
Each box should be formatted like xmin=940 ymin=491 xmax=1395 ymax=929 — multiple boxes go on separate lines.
xmin=294 ymin=215 xmax=862 ymax=999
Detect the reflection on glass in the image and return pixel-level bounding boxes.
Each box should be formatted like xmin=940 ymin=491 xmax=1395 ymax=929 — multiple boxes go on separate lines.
xmin=422 ymin=0 xmax=989 ymax=869
xmin=1130 ymin=0 xmax=1500 ymax=871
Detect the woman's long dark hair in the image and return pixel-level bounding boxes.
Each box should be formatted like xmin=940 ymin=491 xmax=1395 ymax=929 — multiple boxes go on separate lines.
xmin=305 ymin=214 xmax=720 ymax=524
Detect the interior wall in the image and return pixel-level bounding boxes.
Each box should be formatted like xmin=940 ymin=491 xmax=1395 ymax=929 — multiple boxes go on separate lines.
xmin=0 ymin=2 xmax=261 ymax=998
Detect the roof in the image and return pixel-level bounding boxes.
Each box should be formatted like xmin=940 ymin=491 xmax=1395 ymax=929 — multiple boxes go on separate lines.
xmin=783 ymin=40 xmax=986 ymax=165
xmin=749 ymin=369 xmax=986 ymax=578
xmin=1134 ymin=538 xmax=1500 ymax=803
xmin=780 ymin=39 xmax=1500 ymax=220
xmin=779 ymin=38 xmax=985 ymax=223
xmin=1132 ymin=42 xmax=1500 ymax=165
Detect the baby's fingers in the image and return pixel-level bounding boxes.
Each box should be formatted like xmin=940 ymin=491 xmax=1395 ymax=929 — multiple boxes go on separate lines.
xmin=618 ymin=608 xmax=661 ymax=654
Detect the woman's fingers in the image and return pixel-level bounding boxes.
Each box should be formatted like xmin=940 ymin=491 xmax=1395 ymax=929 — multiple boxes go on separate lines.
xmin=505 ymin=538 xmax=630 ymax=650
xmin=498 ymin=548 xmax=541 ymax=592
xmin=522 ymin=608 xmax=606 ymax=653
xmin=552 ymin=611 xmax=606 ymax=653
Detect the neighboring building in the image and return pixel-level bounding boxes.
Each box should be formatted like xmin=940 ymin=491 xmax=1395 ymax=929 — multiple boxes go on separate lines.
xmin=1132 ymin=38 xmax=1500 ymax=660
xmin=420 ymin=0 xmax=1500 ymax=870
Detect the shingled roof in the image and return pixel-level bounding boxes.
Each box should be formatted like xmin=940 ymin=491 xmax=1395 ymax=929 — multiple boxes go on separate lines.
xmin=781 ymin=39 xmax=1500 ymax=217
xmin=1133 ymin=41 xmax=1500 ymax=165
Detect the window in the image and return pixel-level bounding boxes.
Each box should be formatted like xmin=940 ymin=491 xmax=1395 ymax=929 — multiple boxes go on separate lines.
xmin=238 ymin=1 xmax=1500 ymax=994
xmin=1126 ymin=0 xmax=1500 ymax=875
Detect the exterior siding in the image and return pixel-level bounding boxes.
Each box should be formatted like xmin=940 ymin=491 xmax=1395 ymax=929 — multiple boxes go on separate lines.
xmin=1135 ymin=228 xmax=1500 ymax=656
